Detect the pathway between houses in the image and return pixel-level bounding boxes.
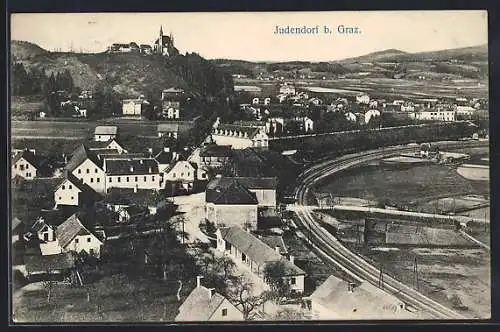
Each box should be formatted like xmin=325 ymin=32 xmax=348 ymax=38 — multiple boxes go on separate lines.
xmin=171 ymin=193 xmax=210 ymax=244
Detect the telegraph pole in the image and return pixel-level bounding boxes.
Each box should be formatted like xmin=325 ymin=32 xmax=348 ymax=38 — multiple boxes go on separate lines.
xmin=378 ymin=266 xmax=384 ymax=289
xmin=413 ymin=257 xmax=419 ymax=291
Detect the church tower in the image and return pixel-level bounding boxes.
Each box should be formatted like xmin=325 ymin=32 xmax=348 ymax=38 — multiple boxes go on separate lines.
xmin=159 ymin=26 xmax=164 ymax=54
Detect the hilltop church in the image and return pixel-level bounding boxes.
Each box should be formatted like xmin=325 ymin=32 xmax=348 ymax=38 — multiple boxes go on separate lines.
xmin=153 ymin=26 xmax=179 ymax=56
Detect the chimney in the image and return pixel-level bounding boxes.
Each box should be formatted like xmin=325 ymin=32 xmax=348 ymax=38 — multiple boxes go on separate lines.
xmin=275 ymin=246 xmax=281 ymax=254
xmin=196 ymin=276 xmax=204 ymax=288
xmin=289 ymin=255 xmax=294 ymax=264
xmin=140 ymin=159 xmax=143 ymax=165
xmin=207 ymin=288 xmax=215 ymax=298
xmin=134 ymin=185 xmax=138 ymax=193
xmin=164 ymin=147 xmax=170 ymax=152
xmin=130 ymin=165 xmax=134 ymax=172
xmin=148 ymin=167 xmax=152 ymax=173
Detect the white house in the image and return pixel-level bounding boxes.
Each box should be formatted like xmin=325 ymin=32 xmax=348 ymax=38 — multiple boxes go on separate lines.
xmin=122 ymin=99 xmax=145 ymax=116
xmin=31 ymin=218 xmax=60 ymax=256
xmin=175 ymin=276 xmax=243 ymax=321
xmin=188 ymin=143 xmax=232 ymax=171
xmin=88 ymin=138 xmax=128 ymax=154
xmin=104 ymin=157 xmax=162 ymax=191
xmin=54 ymin=172 xmax=100 ymax=207
xmin=455 ymin=106 xmax=476 ymax=117
xmin=55 ymin=214 xmax=104 ymax=257
xmin=65 ymin=145 xmax=106 ymax=193
xmin=410 ymin=110 xmax=456 ymax=122
xmin=216 ymin=226 xmax=306 ymax=294
xmin=162 ymin=100 xmax=181 ymax=119
xmin=345 ymin=112 xmax=357 ymax=122
xmin=208 ymin=176 xmax=277 ymax=208
xmin=94 ymin=126 xmax=118 ymax=142
xmin=12 ymin=150 xmax=39 ymax=179
xmin=307 ymin=275 xmax=416 ymax=320
xmin=157 ymin=123 xmax=180 ymax=138
xmin=356 ymin=94 xmax=370 ymax=104
xmin=163 ymin=160 xmax=199 ymax=191
xmin=211 ymin=123 xmax=269 ymax=149
xmin=364 ymin=109 xmax=381 ymax=124
xmin=279 ymin=84 xmax=296 ymax=95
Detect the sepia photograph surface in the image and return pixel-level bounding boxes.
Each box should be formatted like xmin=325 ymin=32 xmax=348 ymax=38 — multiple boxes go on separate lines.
xmin=10 ymin=11 xmax=490 ymax=322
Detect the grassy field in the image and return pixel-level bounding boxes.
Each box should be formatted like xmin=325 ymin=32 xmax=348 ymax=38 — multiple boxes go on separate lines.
xmin=12 ymin=275 xmax=191 ymax=322
xmin=349 ymin=245 xmax=490 ymax=319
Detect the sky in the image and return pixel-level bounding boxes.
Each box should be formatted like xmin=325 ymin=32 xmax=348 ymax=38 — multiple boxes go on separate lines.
xmin=11 ymin=11 xmax=488 ymax=62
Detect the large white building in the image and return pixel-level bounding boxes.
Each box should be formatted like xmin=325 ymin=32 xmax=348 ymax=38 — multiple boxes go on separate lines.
xmin=410 ymin=110 xmax=456 ymax=122
xmin=211 ymin=123 xmax=269 ymax=149
xmin=94 ymin=126 xmax=118 ymax=142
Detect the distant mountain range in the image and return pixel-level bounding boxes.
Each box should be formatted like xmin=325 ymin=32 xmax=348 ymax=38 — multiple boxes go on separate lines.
xmin=211 ymin=44 xmax=488 ymax=80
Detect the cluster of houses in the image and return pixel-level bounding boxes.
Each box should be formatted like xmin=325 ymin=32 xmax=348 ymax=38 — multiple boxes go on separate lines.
xmin=233 ymin=82 xmax=487 ymax=137
xmin=107 ymin=26 xmax=178 ymax=57
xmin=121 ymin=87 xmax=185 ymax=119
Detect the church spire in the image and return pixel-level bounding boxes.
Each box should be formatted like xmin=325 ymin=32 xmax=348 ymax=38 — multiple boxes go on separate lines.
xmin=160 ymin=25 xmax=163 ymax=36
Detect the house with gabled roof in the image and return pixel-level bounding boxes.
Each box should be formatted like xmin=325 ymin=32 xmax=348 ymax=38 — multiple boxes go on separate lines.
xmin=104 ymin=157 xmax=162 ymax=191
xmin=157 ymin=123 xmax=180 ymax=138
xmin=188 ymin=143 xmax=232 ymax=173
xmin=12 ymin=217 xmax=25 ymax=244
xmin=30 ymin=218 xmax=60 ymax=256
xmin=306 ymin=275 xmax=418 ymax=320
xmin=65 ymin=144 xmax=106 ymax=193
xmin=55 ymin=213 xmax=104 ymax=257
xmin=163 ymin=160 xmax=200 ymax=191
xmin=54 ymin=172 xmax=101 ymax=208
xmin=94 ymin=126 xmax=118 ymax=142
xmin=175 ymin=276 xmax=243 ymax=321
xmin=216 ymin=226 xmax=306 ymax=293
xmin=12 ymin=149 xmax=40 ymax=179
xmin=25 ymin=252 xmax=76 ymax=279
xmin=207 ymin=176 xmax=277 ymax=207
xmin=205 ymin=178 xmax=259 ymax=230
xmin=88 ymin=138 xmax=128 ymax=154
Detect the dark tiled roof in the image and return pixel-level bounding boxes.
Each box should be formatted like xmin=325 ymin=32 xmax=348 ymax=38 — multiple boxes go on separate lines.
xmin=207 ymin=176 xmax=277 ymax=190
xmin=123 ymin=205 xmax=149 ymax=216
xmin=219 ymin=226 xmax=305 ymax=275
xmin=106 ymin=188 xmax=159 ymax=207
xmin=65 ymin=145 xmax=103 ymax=172
xmin=12 ymin=150 xmax=40 ymax=168
xmin=95 ymin=126 xmax=118 ymax=135
xmin=25 ymin=252 xmax=76 ymax=273
xmin=175 ymin=286 xmax=229 ymax=321
xmin=157 ymin=124 xmax=180 ymax=132
xmin=259 ymin=235 xmax=288 ymax=254
xmin=214 ymin=124 xmax=260 ymax=139
xmin=206 ymin=180 xmax=258 ymax=205
xmin=12 ymin=217 xmax=25 ymax=234
xmin=199 ymin=145 xmax=232 ymax=158
xmin=55 ymin=214 xmax=97 ymax=249
xmin=105 ymin=158 xmax=158 ymax=176
xmin=155 ymin=150 xmax=175 ymax=164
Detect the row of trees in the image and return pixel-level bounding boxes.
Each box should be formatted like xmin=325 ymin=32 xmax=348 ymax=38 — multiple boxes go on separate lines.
xmin=12 ymin=62 xmax=74 ymax=96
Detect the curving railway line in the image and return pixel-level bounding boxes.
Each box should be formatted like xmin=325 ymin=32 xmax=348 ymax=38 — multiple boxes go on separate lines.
xmin=292 ymin=141 xmax=487 ymax=319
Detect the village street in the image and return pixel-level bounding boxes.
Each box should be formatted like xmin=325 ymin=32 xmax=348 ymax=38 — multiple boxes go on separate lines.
xmin=170 ymin=193 xmax=210 ymax=244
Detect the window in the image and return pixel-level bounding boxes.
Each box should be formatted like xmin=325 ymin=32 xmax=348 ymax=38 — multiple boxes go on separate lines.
xmin=172 ymin=173 xmax=176 ymax=178
xmin=86 ymin=169 xmax=90 ymax=174
xmin=20 ymin=165 xmax=24 ymax=171
xmin=78 ymin=169 xmax=82 ymax=174
xmin=291 ymin=277 xmax=296 ymax=285
xmin=87 ymin=237 xmax=91 ymax=243
xmin=109 ymin=177 xmax=112 ymax=183
xmin=43 ymin=233 xmax=49 ymax=241
xmin=97 ymin=178 xmax=100 ymax=183
xmin=187 ymin=172 xmax=190 ymax=177
xmin=118 ymin=177 xmax=121 ymax=182
xmin=75 ymin=238 xmax=79 ymax=244
xmin=95 ymin=169 xmax=98 ymax=173
xmin=152 ymin=176 xmax=155 ymax=181
xmin=14 ymin=164 xmax=17 ymax=169
xmin=71 ymin=196 xmax=74 ymax=200
xmin=26 ymin=164 xmax=29 ymax=169
xmin=58 ymin=196 xmax=61 ymax=200
xmin=181 ymin=172 xmax=184 ymax=177
xmin=90 ymin=178 xmax=94 ymax=183
xmin=135 ymin=176 xmax=138 ymax=182
xmin=69 ymin=185 xmax=72 ymax=189
xmin=222 ymin=309 xmax=227 ymax=317
xmin=126 ymin=177 xmax=130 ymax=182
xmin=144 ymin=176 xmax=147 ymax=182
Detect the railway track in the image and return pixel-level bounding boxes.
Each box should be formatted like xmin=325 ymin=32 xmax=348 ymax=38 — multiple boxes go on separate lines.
xmin=292 ymin=142 xmax=485 ymax=319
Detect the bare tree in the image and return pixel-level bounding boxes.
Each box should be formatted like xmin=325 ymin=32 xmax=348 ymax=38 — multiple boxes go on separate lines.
xmin=42 ymin=269 xmax=56 ymax=303
xmin=214 ymin=256 xmax=236 ymax=280
xmin=227 ymin=276 xmax=270 ymax=320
